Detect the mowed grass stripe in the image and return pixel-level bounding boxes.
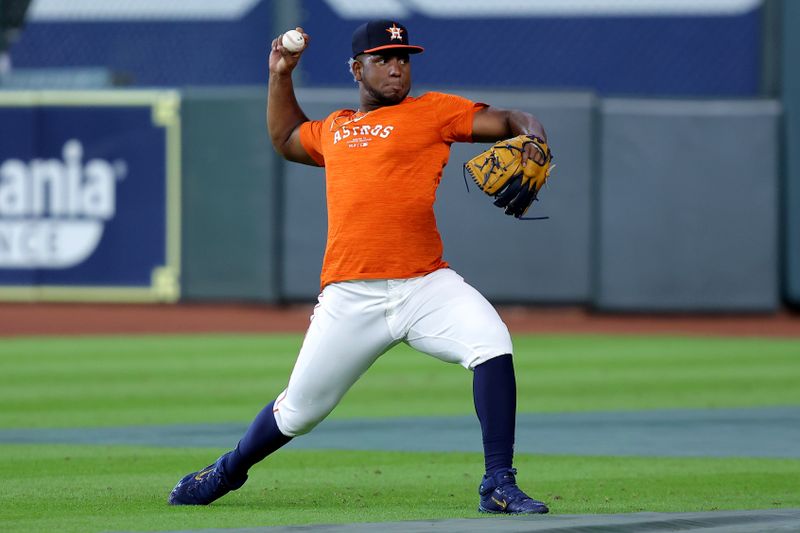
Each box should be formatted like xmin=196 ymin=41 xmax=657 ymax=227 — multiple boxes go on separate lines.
xmin=1 ymin=334 xmax=799 ymax=428
xmin=1 ymin=444 xmax=799 ymax=533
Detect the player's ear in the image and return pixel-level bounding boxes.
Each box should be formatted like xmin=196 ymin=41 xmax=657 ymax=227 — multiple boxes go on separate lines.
xmin=352 ymin=56 xmax=364 ymax=82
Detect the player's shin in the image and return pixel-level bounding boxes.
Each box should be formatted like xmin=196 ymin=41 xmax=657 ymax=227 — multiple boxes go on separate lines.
xmin=473 ymin=354 xmax=516 ymax=475
xmin=223 ymin=400 xmax=293 ymax=481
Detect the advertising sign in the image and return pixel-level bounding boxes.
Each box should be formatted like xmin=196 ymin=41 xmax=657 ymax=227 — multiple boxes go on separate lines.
xmin=0 ymin=91 xmax=181 ymax=301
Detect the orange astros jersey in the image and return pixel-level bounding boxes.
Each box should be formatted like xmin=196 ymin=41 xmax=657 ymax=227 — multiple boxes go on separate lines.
xmin=299 ymin=92 xmax=487 ymax=289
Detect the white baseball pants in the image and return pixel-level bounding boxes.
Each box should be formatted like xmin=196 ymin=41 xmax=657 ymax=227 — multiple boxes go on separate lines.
xmin=272 ymin=268 xmax=513 ymax=437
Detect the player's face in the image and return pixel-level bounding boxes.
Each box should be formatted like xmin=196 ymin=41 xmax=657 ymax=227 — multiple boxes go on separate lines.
xmin=357 ymin=51 xmax=411 ymax=107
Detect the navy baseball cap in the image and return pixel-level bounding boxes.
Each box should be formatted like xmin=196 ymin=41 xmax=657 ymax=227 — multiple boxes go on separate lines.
xmin=351 ymin=20 xmax=424 ymax=58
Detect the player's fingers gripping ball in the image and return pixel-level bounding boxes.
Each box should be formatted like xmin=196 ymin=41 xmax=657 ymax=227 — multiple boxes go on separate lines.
xmin=281 ymin=29 xmax=306 ymax=53
xmin=464 ymin=134 xmax=554 ymax=218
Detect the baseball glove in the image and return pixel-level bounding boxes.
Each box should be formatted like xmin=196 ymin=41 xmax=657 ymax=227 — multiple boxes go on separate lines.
xmin=463 ymin=134 xmax=554 ymax=219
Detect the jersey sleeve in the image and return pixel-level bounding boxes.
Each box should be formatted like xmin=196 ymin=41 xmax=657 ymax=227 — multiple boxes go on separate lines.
xmin=299 ymin=119 xmax=326 ymax=166
xmin=434 ymin=93 xmax=489 ymax=144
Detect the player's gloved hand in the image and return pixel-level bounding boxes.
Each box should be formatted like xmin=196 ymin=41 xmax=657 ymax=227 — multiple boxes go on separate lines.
xmin=463 ymin=135 xmax=554 ymax=219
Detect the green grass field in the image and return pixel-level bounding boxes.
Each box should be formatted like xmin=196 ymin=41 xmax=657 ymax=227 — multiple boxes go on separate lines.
xmin=1 ymin=334 xmax=799 ymax=532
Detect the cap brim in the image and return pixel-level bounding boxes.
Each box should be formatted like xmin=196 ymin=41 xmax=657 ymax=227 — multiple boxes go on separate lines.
xmin=361 ymin=44 xmax=425 ymax=55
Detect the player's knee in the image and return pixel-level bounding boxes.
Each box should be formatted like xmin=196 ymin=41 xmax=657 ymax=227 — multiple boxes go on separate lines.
xmin=477 ymin=352 xmax=512 ymax=366
xmin=274 ymin=405 xmax=327 ymax=437
xmin=283 ymin=416 xmax=322 ymax=436
xmin=471 ymin=350 xmax=512 ymax=369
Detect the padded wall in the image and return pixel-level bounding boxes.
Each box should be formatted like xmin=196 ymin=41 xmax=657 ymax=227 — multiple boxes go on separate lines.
xmin=181 ymin=88 xmax=280 ymax=301
xmin=280 ymin=89 xmax=595 ymax=303
xmin=783 ymin=0 xmax=800 ymax=307
xmin=595 ymin=99 xmax=781 ymax=311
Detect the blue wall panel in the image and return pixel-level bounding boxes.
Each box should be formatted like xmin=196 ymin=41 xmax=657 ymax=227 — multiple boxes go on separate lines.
xmin=9 ymin=1 xmax=762 ymax=96
xmin=300 ymin=0 xmax=762 ymax=96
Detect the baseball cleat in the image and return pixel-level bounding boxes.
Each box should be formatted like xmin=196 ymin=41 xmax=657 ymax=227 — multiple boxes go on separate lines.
xmin=478 ymin=468 xmax=549 ymax=514
xmin=168 ymin=451 xmax=247 ymax=505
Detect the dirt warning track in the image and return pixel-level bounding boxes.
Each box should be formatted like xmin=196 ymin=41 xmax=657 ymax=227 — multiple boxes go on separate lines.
xmin=2 ymin=303 xmax=800 ymax=338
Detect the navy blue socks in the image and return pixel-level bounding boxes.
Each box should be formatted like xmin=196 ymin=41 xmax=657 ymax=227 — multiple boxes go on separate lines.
xmin=223 ymin=355 xmax=517 ymax=482
xmin=473 ymin=354 xmax=516 ymax=476
xmin=223 ymin=400 xmax=292 ymax=481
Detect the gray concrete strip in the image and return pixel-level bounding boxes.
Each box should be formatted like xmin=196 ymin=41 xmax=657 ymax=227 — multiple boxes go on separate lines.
xmin=137 ymin=509 xmax=800 ymax=533
xmin=4 ymin=407 xmax=799 ymax=458
xmin=288 ymin=407 xmax=800 ymax=458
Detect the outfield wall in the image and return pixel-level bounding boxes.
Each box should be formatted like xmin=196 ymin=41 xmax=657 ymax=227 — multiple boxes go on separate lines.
xmin=783 ymin=0 xmax=800 ymax=307
xmin=0 ymin=90 xmax=182 ymax=302
xmin=9 ymin=0 xmax=763 ymax=96
xmin=281 ymin=90 xmax=595 ymax=303
xmin=0 ymin=89 xmax=784 ymax=311
xmin=180 ymin=88 xmax=280 ymax=302
xmin=596 ymin=99 xmax=781 ymax=312
xmin=203 ymin=88 xmax=784 ymax=311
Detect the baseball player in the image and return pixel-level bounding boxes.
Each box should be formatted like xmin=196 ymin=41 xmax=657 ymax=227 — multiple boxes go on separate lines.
xmin=169 ymin=20 xmax=550 ymax=515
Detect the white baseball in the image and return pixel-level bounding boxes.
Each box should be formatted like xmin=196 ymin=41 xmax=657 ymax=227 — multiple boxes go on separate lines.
xmin=282 ymin=30 xmax=305 ymax=53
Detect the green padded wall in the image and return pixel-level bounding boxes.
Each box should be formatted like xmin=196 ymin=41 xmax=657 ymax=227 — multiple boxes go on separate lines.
xmin=280 ymin=89 xmax=596 ymax=303
xmin=181 ymin=88 xmax=280 ymax=302
xmin=783 ymin=0 xmax=800 ymax=306
xmin=596 ymin=99 xmax=781 ymax=312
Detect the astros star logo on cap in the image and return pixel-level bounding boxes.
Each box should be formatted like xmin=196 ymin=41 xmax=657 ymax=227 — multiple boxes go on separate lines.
xmin=386 ymin=23 xmax=403 ymax=41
